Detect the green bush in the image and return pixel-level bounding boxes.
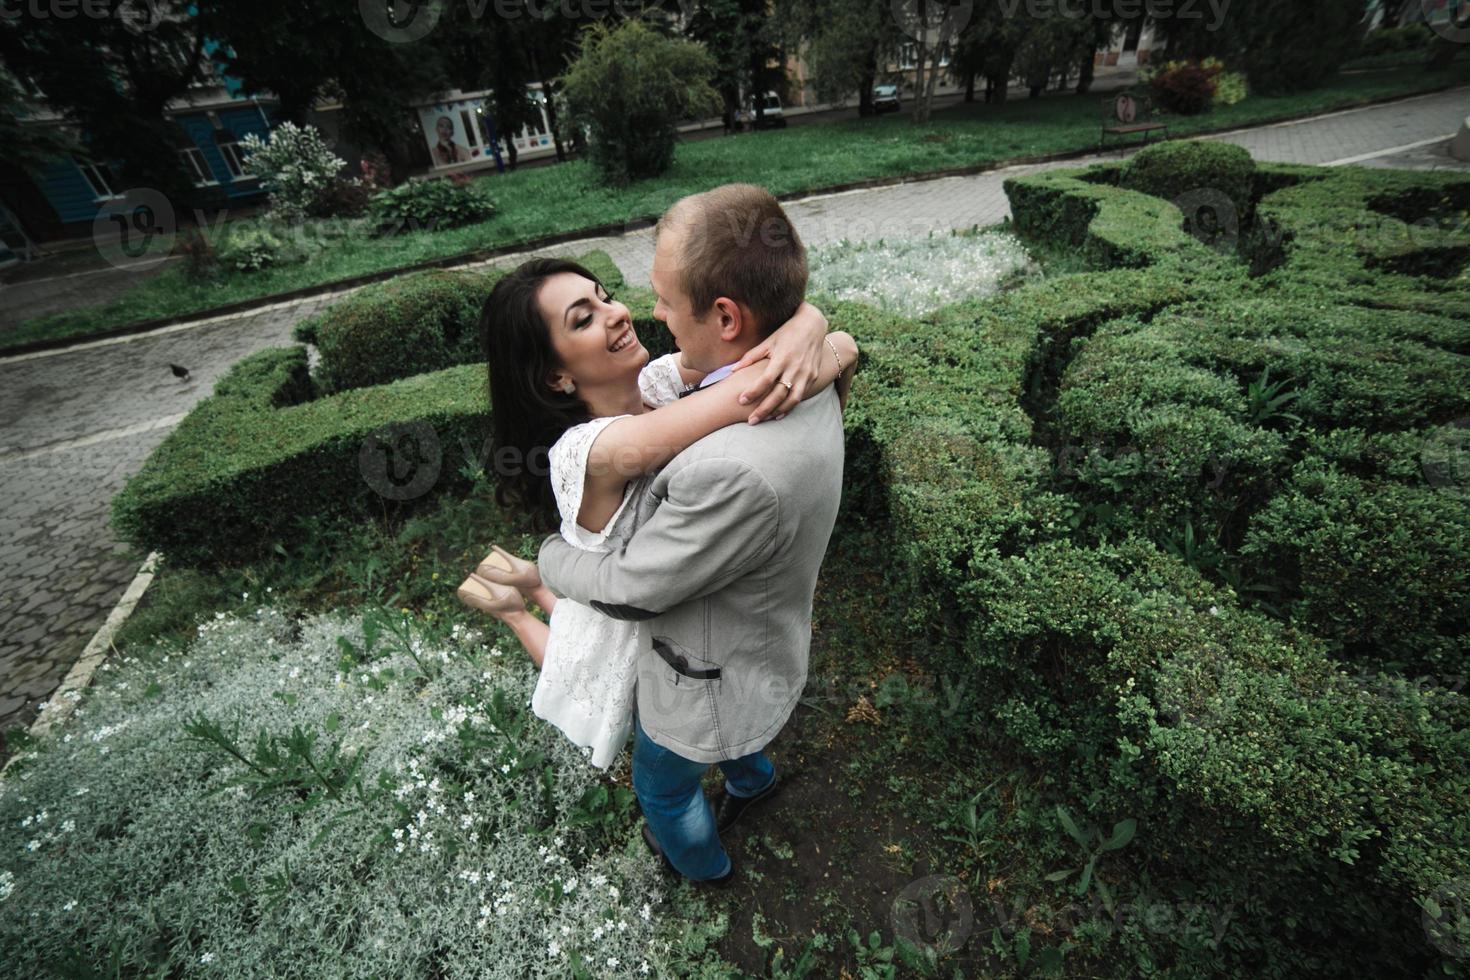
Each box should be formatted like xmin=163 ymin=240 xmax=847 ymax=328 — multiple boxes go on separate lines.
xmin=1240 ymin=442 xmax=1470 ymax=675
xmin=1003 ymin=165 xmax=1234 ymax=271
xmin=295 ymin=251 xmax=624 ymax=395
xmin=109 ymin=347 xmax=490 ymax=567
xmin=1119 ymin=140 xmax=1256 ymax=238
xmin=561 ymin=19 xmax=722 ymax=185
xmin=1148 ymin=61 xmax=1220 ymax=115
xmin=367 ymin=177 xmax=497 ymax=235
xmin=216 ymin=226 xmax=318 ymax=273
xmin=959 ymin=535 xmax=1470 ymax=978
xmin=306 ymin=271 xmax=499 ymax=396
xmin=113 ymin=252 xmax=624 ymax=565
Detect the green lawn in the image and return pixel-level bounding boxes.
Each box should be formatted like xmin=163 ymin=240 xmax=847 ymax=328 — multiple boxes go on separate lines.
xmin=6 ymin=61 xmax=1470 ymax=354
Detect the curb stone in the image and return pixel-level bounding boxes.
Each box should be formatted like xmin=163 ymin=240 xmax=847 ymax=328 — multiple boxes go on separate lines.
xmin=0 ymin=551 xmax=160 ymax=780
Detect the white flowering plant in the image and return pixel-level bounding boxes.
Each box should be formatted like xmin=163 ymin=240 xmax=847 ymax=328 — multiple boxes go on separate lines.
xmin=239 ymin=122 xmax=347 ymax=223
xmin=807 ymin=229 xmax=1041 ymax=317
xmin=0 ymin=602 xmax=731 ymax=978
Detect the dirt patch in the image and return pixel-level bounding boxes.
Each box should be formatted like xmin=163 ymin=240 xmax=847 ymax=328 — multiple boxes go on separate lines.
xmin=674 ymin=692 xmax=1002 ymax=976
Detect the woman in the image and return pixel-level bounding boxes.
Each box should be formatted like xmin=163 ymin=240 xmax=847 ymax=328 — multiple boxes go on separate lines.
xmin=457 ymin=257 xmax=857 ymax=768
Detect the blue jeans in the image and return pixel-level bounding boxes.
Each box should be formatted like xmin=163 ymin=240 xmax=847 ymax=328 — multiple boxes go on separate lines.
xmin=632 ymin=707 xmax=776 ymax=881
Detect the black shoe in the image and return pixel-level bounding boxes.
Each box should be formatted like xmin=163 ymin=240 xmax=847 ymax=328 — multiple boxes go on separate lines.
xmin=641 ymin=822 xmax=676 ymax=876
xmin=641 ymin=822 xmax=735 ymax=888
xmin=713 ymin=775 xmax=781 ymax=834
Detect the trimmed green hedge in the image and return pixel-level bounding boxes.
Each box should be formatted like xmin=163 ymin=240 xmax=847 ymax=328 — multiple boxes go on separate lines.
xmin=1240 ymin=436 xmax=1470 ymax=675
xmin=293 ymin=252 xmax=625 ymax=394
xmin=301 ymin=270 xmax=499 ymax=395
xmin=112 ymin=251 xmax=624 ymax=566
xmin=1120 ymin=139 xmax=1257 ymax=242
xmin=978 ymin=159 xmax=1469 ymax=974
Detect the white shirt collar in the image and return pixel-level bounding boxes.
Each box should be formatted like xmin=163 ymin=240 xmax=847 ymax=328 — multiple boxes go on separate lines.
xmin=696 ymin=362 xmax=738 ymax=389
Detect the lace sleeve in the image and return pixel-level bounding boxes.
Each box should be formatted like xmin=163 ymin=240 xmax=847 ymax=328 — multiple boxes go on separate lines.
xmin=638 ymin=353 xmax=691 ymax=408
xmin=549 ymin=416 xmax=637 ymax=550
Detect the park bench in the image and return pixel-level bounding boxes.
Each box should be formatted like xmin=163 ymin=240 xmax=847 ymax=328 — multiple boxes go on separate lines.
xmin=1100 ymin=93 xmax=1169 ymax=151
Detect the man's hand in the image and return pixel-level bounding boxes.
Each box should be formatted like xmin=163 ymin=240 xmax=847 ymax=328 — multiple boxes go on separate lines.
xmin=730 ymin=301 xmax=828 ymax=424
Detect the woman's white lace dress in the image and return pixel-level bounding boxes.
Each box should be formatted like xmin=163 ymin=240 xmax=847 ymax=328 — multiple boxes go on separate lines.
xmin=531 ymin=353 xmax=687 ymax=769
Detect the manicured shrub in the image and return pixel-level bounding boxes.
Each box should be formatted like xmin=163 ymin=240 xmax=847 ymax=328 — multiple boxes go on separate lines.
xmin=1119 ymin=140 xmax=1256 ymax=238
xmin=296 ymin=251 xmax=624 ymax=394
xmin=1003 ymin=165 xmax=1234 ymax=271
xmin=1239 ymin=444 xmax=1470 ymax=675
xmin=960 ymin=535 xmax=1470 ymax=978
xmin=561 ymin=20 xmax=722 ymax=185
xmin=109 ymin=346 xmax=491 ymax=567
xmin=367 ymin=177 xmax=497 ymax=236
xmin=307 ymin=271 xmax=498 ymax=395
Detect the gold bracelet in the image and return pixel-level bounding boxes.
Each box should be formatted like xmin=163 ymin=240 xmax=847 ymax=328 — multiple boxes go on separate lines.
xmin=824 ymin=335 xmax=843 ymax=375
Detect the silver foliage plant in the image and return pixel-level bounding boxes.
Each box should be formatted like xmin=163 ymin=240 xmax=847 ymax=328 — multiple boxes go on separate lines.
xmin=808 ymin=229 xmax=1041 ymax=317
xmin=0 ymin=604 xmax=728 ymax=978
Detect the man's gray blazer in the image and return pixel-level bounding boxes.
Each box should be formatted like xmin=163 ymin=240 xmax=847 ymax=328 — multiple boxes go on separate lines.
xmin=538 ymin=383 xmax=845 ymax=764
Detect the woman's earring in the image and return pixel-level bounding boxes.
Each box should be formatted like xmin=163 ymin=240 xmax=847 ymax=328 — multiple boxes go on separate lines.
xmin=560 ymin=380 xmax=576 ymax=394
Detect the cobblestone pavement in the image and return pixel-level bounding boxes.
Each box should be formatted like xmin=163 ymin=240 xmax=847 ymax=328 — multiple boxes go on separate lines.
xmin=2 ymin=84 xmax=1467 ymax=738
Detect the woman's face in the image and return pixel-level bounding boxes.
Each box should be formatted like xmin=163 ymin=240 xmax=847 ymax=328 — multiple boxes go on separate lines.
xmin=436 ymin=116 xmax=454 ymax=141
xmin=535 ymin=272 xmax=646 ymax=394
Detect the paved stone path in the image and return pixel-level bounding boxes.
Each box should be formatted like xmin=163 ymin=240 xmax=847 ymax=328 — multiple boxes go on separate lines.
xmin=2 ymin=83 xmax=1467 ymax=739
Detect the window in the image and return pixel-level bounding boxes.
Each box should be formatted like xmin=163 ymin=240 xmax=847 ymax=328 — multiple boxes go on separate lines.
xmin=459 ymin=109 xmax=479 ymax=147
xmin=178 ymin=147 xmax=216 ymax=186
xmin=76 ymin=159 xmax=119 ymax=199
xmin=899 ymin=40 xmax=950 ymax=69
xmin=218 ymin=141 xmax=251 ymax=180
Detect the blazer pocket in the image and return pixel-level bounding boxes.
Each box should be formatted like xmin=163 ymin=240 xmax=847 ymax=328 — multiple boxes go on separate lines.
xmin=652 ymin=636 xmax=721 ymax=682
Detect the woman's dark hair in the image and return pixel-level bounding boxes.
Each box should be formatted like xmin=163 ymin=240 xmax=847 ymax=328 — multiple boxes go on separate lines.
xmin=479 ymin=257 xmax=601 ymax=524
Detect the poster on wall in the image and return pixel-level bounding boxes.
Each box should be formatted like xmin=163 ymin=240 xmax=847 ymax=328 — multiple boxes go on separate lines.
xmin=418 ymin=97 xmax=497 ymax=168
xmin=417 ymin=90 xmax=557 ymax=169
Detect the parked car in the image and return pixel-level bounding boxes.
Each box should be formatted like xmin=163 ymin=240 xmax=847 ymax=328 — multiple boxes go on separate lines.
xmin=872 ymin=84 xmax=901 ymax=114
xmin=740 ymin=91 xmax=787 ymax=130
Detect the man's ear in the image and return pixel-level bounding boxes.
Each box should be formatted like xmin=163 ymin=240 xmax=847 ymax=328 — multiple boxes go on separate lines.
xmin=712 ymin=296 xmax=752 ymax=342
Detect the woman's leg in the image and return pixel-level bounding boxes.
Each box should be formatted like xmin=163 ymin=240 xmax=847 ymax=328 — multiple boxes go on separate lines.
xmin=525 ymin=584 xmax=559 ymax=615
xmin=494 ymin=608 xmax=549 ymax=670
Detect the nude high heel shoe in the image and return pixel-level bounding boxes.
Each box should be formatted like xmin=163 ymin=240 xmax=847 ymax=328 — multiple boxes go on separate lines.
xmin=457 ymin=549 xmax=525 ymax=616
xmin=475 ymin=544 xmax=541 ymax=592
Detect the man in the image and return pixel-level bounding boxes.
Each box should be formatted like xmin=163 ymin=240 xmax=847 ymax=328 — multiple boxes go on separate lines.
xmin=536 ymin=183 xmax=846 ymax=884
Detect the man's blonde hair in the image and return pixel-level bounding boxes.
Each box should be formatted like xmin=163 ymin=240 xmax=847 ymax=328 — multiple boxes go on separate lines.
xmin=656 ymin=183 xmax=808 ymax=338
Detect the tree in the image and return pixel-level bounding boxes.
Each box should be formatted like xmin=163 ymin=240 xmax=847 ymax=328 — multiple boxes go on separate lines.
xmin=1148 ymin=0 xmax=1373 ymax=95
xmin=0 ymin=0 xmax=209 ymax=201
xmin=0 ymin=69 xmax=79 ymax=175
xmin=791 ymin=0 xmax=897 ymax=117
xmin=562 ymin=19 xmax=721 ymax=184
xmin=196 ymin=0 xmax=447 ymax=181
xmin=904 ymin=0 xmax=970 ymax=124
xmin=682 ymin=0 xmax=780 ymax=132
